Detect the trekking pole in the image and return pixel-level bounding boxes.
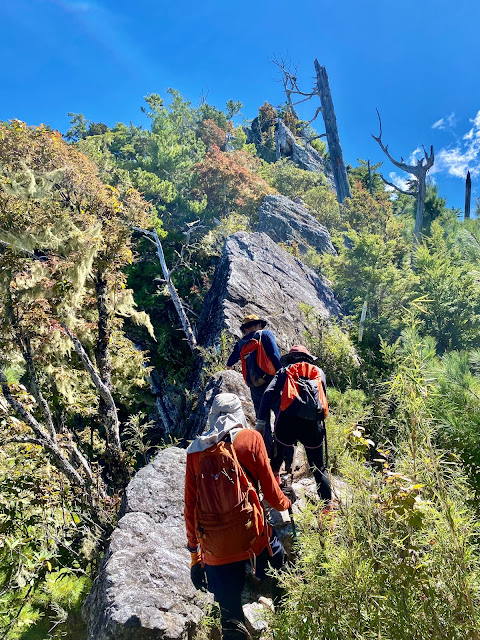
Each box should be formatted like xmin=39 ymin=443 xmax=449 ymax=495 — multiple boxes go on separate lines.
xmin=288 ymin=505 xmax=297 ymax=540
xmin=281 ymin=473 xmax=297 ymax=541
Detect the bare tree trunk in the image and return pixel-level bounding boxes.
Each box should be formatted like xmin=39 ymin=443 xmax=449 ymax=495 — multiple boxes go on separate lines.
xmin=61 ymin=322 xmax=128 ymax=487
xmin=94 ymin=272 xmax=121 ymax=459
xmin=372 ymin=112 xmax=434 ymax=247
xmin=0 ymin=369 xmax=86 ymax=488
xmin=414 ymin=173 xmax=427 ymax=244
xmin=134 ymin=227 xmax=198 ymax=354
xmin=465 ymin=170 xmax=472 ymax=219
xmin=314 ymin=60 xmax=351 ymax=204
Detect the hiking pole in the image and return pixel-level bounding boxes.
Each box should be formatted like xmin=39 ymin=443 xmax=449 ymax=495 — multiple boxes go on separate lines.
xmin=288 ymin=505 xmax=297 ymax=540
xmin=281 ymin=473 xmax=297 ymax=541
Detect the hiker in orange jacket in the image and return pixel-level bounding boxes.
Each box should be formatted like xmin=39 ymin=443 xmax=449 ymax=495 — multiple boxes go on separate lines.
xmin=184 ymin=393 xmax=293 ymax=640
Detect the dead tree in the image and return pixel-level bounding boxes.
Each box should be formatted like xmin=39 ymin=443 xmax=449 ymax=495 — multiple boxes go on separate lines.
xmin=273 ymin=58 xmax=351 ymax=204
xmin=0 ymin=367 xmax=103 ymax=496
xmin=465 ymin=170 xmax=472 ymax=219
xmin=372 ymin=111 xmax=434 ymax=245
xmin=133 ymin=226 xmax=198 ymax=354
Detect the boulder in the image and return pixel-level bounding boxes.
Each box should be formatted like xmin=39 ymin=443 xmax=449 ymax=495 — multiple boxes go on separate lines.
xmin=83 ymin=447 xmax=213 ymax=640
xmin=187 ymin=369 xmax=255 ymax=439
xmin=197 ymin=231 xmax=341 ymax=353
xmin=275 ymin=118 xmax=333 ymax=182
xmin=257 ymin=194 xmax=335 ymax=255
xmin=83 ymin=443 xmax=347 ymax=639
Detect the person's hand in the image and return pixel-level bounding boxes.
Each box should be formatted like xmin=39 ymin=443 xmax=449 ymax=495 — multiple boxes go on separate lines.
xmin=255 ymin=419 xmax=266 ymax=437
xmin=282 ymin=484 xmax=297 ymax=505
xmin=190 ymin=552 xmax=207 ymax=590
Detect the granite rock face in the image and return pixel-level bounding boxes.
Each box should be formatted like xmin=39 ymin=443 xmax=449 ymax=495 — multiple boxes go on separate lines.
xmin=83 ymin=447 xmax=212 ymax=640
xmin=257 ymin=194 xmax=335 ymax=255
xmin=187 ymin=369 xmax=255 ymax=439
xmin=197 ymin=231 xmax=341 ymax=353
xmin=275 ymin=118 xmax=333 ymax=182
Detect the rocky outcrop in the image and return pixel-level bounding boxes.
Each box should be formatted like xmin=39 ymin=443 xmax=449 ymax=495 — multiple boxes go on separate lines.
xmin=257 ymin=194 xmax=335 ymax=255
xmin=197 ymin=231 xmax=341 ymax=352
xmin=275 ymin=118 xmax=333 ymax=180
xmin=83 ymin=446 xmax=212 ymax=640
xmin=83 ymin=439 xmax=340 ymax=640
xmin=187 ymin=370 xmax=255 ymax=439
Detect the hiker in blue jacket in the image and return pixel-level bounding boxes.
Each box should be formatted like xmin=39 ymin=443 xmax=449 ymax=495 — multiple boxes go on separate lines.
xmin=227 ymin=313 xmax=281 ymax=454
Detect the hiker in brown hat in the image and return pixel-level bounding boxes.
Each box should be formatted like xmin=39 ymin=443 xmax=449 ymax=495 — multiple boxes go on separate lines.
xmin=226 ymin=313 xmax=281 ymax=454
xmin=257 ymin=345 xmax=332 ymax=504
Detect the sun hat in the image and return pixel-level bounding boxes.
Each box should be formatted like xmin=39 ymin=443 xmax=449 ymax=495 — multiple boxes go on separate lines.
xmin=240 ymin=313 xmax=267 ymax=332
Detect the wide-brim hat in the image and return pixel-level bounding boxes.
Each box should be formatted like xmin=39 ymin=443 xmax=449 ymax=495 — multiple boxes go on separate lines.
xmin=240 ymin=313 xmax=267 ymax=332
xmin=281 ymin=344 xmax=317 ymax=365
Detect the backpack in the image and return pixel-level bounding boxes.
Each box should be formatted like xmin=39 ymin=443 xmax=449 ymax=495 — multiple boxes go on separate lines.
xmin=280 ymin=362 xmax=329 ymax=422
xmin=240 ymin=330 xmax=277 ymax=388
xmin=194 ymin=439 xmax=267 ymax=560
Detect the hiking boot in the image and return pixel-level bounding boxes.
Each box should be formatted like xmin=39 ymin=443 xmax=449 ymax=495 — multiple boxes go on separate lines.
xmin=318 ymin=502 xmax=336 ymax=530
xmin=223 ymin=618 xmax=252 ymax=639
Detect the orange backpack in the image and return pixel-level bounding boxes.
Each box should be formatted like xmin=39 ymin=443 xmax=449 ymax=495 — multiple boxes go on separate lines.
xmin=280 ymin=362 xmax=329 ymax=420
xmin=240 ymin=331 xmax=276 ymax=387
xmin=194 ymin=440 xmax=267 ymax=560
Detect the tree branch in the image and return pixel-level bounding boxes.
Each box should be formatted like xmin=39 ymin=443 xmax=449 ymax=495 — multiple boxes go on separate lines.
xmin=372 ymin=109 xmax=418 ymax=175
xmin=133 ymin=227 xmax=198 ymax=353
xmin=59 ymin=322 xmax=121 ymax=452
xmin=380 ymin=174 xmax=417 ymax=197
xmin=0 ymin=369 xmax=86 ymax=488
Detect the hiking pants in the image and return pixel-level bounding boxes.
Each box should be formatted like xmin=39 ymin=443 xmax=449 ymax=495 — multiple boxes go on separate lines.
xmin=204 ymin=534 xmax=285 ymax=640
xmin=249 ymin=384 xmax=273 ymax=454
xmin=272 ymin=415 xmax=332 ymax=502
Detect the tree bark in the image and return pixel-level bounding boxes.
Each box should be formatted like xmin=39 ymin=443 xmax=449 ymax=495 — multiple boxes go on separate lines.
xmin=94 ymin=272 xmax=123 ymax=464
xmin=0 ymin=369 xmax=86 ymax=488
xmin=314 ymin=60 xmax=351 ymax=204
xmin=465 ymin=170 xmax=472 ymax=219
xmin=134 ymin=227 xmax=198 ymax=354
xmin=60 ymin=321 xmax=128 ymax=487
xmin=414 ymin=174 xmax=427 ymax=244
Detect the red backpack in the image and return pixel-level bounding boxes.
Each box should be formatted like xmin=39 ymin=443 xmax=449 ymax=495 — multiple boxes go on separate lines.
xmin=239 ymin=330 xmax=276 ymax=387
xmin=194 ymin=440 xmax=268 ymax=560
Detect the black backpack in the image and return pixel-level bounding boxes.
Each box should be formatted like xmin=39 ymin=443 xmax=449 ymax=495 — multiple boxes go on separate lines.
xmin=281 ymin=376 xmax=325 ymax=422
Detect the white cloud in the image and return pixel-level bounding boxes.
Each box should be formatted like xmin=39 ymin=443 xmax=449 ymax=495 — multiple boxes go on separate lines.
xmin=409 ymin=147 xmax=423 ymax=165
xmin=433 ymin=109 xmax=480 ymax=179
xmin=384 ymin=172 xmax=416 ymax=198
xmin=432 ymin=112 xmax=456 ymax=130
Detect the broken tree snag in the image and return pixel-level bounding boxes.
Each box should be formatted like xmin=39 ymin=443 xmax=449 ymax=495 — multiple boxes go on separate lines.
xmin=314 ymin=59 xmax=351 ymax=204
xmin=465 ymin=171 xmax=472 ymax=219
xmin=133 ymin=227 xmax=198 ymax=354
xmin=372 ymin=111 xmax=434 ymax=245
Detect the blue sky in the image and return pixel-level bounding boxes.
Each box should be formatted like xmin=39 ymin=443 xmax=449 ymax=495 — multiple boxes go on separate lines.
xmin=2 ymin=0 xmax=479 ymax=211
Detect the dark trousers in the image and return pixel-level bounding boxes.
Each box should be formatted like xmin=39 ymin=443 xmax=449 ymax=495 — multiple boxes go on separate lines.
xmin=205 ymin=535 xmax=285 ymax=640
xmin=249 ymin=384 xmax=272 ymax=454
xmin=272 ymin=415 xmax=332 ymax=502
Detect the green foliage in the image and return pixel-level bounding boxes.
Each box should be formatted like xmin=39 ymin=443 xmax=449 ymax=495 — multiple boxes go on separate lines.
xmin=300 ymin=306 xmax=360 ymax=390
xmin=347 ymin=158 xmax=384 ymax=193
xmin=201 ymin=212 xmax=250 ymax=256
xmin=414 ymin=221 xmax=480 ymax=352
xmin=0 ymin=444 xmax=110 ymax=638
xmin=261 ymin=158 xmax=326 ymax=197
xmin=275 ymin=315 xmax=480 ymax=639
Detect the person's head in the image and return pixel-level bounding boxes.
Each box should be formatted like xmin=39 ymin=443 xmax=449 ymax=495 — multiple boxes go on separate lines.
xmin=240 ymin=313 xmax=267 ymax=336
xmin=281 ymin=344 xmax=317 ymax=366
xmin=208 ymin=393 xmax=247 ymax=431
